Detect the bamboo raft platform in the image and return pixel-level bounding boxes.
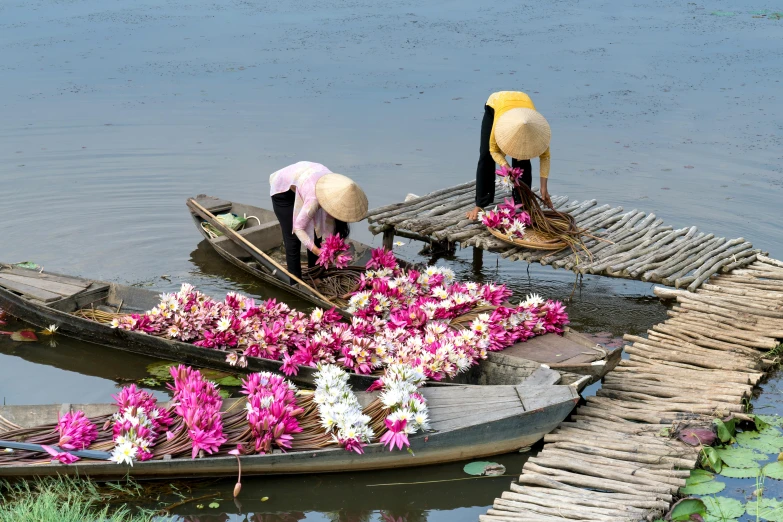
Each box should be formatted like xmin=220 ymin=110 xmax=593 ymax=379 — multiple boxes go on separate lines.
xmin=479 ymin=257 xmax=783 ymax=522
xmin=366 ymin=181 xmax=763 ymax=291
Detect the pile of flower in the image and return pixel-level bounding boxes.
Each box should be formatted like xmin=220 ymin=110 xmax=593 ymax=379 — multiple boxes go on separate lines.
xmin=111 ymin=249 xmax=569 ymax=383
xmin=317 ymin=234 xmax=352 ymax=269
xmin=373 ymin=364 xmax=429 ymax=451
xmin=241 ymin=372 xmax=303 ymax=454
xmin=312 ymin=364 xmax=374 ymax=454
xmin=169 ymin=365 xmax=227 ymax=459
xmin=109 ymin=385 xmax=173 ymax=465
xmin=479 ymin=197 xmax=532 ymax=239
xmin=41 ymin=411 xmax=100 ymax=464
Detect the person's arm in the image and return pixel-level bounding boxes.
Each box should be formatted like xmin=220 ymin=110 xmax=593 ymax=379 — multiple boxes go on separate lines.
xmin=539 ymin=147 xmax=552 ymax=207
xmin=293 ymin=199 xmax=321 ymax=255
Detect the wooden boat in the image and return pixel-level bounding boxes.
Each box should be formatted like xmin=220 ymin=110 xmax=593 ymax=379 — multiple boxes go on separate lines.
xmin=0 ymin=383 xmax=579 ymax=479
xmin=0 ymin=263 xmax=613 ymax=392
xmin=186 ymin=195 xmax=623 ymax=381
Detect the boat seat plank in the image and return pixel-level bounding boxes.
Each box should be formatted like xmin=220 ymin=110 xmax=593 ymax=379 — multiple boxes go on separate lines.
xmin=421 ymin=386 xmax=519 ymax=400
xmin=430 ymin=406 xmax=527 ymax=431
xmin=519 ymin=367 xmax=562 ymax=387
xmin=192 ymin=195 xmax=233 ymax=214
xmin=0 ymin=268 xmax=91 ymax=289
xmin=502 ymin=333 xmax=606 ymax=365
xmin=0 ymin=273 xmax=87 ymax=297
xmin=0 ymin=276 xmax=62 ymax=302
xmin=428 ymin=402 xmax=525 ymax=422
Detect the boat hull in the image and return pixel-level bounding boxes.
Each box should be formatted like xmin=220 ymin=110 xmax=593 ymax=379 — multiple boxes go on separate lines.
xmin=0 ymin=393 xmax=577 ymax=479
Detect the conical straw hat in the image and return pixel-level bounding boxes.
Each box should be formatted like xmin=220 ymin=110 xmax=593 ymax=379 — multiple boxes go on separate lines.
xmin=495 ymin=108 xmax=551 ymax=160
xmin=315 ymin=173 xmax=369 ymax=223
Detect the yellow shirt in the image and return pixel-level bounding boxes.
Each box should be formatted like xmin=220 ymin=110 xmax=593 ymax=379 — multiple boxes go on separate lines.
xmin=486 ymin=91 xmax=551 ymax=178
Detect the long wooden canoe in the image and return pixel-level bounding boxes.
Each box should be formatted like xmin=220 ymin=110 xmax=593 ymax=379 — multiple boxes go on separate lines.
xmin=0 ymin=263 xmax=594 ymax=390
xmin=0 ymin=384 xmax=579 ymax=479
xmin=186 ymin=195 xmax=623 ymax=382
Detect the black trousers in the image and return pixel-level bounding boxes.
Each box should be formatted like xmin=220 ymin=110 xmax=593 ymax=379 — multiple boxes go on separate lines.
xmin=271 ymin=190 xmax=321 ymax=281
xmin=475 ymin=104 xmax=532 ymax=208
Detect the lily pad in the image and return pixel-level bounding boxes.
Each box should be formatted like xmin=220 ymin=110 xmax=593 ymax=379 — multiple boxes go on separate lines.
xmin=214 ymin=376 xmax=243 ymax=387
xmin=764 ymin=462 xmax=783 ymax=480
xmin=687 ymin=469 xmax=716 ymax=485
xmin=757 ymin=416 xmax=783 ymax=427
xmin=680 ymin=480 xmax=726 ymax=496
xmin=746 ymin=498 xmax=783 ymax=521
xmin=463 ymin=461 xmax=505 ymax=476
xmin=736 ymin=431 xmax=783 ymax=454
xmin=717 ymin=447 xmax=766 ymax=468
xmin=670 ymin=498 xmax=707 ymax=521
xmin=703 ymin=497 xmax=744 ymax=521
xmin=208 ymin=502 xmax=220 ymax=508
xmin=719 ymin=466 xmax=760 ymax=479
xmin=146 ymin=361 xmax=178 ymax=381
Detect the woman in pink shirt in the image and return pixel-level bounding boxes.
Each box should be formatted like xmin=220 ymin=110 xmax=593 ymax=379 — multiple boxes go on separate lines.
xmin=270 ymin=161 xmax=368 ymax=281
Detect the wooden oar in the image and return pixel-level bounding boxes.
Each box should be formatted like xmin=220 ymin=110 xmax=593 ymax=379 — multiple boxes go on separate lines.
xmin=186 ymin=199 xmax=338 ymax=308
xmin=0 ymin=440 xmax=112 ymax=460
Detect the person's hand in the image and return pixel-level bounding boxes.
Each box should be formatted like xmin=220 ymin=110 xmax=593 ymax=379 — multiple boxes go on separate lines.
xmin=466 ymin=206 xmax=482 ymax=221
xmin=540 ymin=188 xmax=552 ymax=208
xmin=539 ymin=178 xmax=553 ymax=208
xmin=312 ymin=246 xmax=322 ymax=256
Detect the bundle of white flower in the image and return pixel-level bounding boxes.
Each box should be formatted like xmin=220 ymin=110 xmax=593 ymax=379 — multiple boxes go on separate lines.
xmin=378 ymin=364 xmax=430 ymax=451
xmin=312 ymin=364 xmax=375 ymax=454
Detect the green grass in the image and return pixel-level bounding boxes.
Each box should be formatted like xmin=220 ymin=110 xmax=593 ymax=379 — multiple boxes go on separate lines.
xmin=0 ymin=477 xmax=162 ymax=522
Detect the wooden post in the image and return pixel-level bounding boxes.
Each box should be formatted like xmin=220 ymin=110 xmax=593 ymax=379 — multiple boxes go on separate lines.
xmin=382 ymin=228 xmax=395 ymax=251
xmin=473 ymin=247 xmax=484 ymax=275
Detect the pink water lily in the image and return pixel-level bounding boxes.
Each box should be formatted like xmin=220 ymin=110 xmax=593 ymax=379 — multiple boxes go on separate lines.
xmin=41 ymin=444 xmax=80 ymax=465
xmin=379 ymin=418 xmax=409 ymax=451
xmin=317 ymin=235 xmax=352 ymax=269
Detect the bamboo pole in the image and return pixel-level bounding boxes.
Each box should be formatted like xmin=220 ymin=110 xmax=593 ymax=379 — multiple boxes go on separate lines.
xmin=187 ymin=199 xmax=338 ymax=307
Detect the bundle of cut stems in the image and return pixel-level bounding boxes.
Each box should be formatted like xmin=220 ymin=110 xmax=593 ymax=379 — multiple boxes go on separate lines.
xmin=0 ymin=393 xmax=392 ymax=465
xmin=515 ymin=182 xmax=592 ymax=260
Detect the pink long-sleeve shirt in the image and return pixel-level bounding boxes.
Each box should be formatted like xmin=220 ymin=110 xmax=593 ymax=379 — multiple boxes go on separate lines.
xmin=269 ymin=161 xmax=335 ymax=251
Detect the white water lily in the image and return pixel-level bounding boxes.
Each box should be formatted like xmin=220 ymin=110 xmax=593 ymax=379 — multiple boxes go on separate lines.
xmin=216 ymin=317 xmax=231 ymax=332
xmin=109 ymin=441 xmax=138 ymax=466
xmin=44 ymin=324 xmax=58 ymax=334
xmin=522 ymin=293 xmax=545 ymax=308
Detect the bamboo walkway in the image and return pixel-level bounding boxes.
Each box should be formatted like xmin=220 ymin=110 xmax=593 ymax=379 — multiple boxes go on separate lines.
xmin=479 ymin=258 xmax=783 ymax=522
xmin=366 ymin=181 xmax=764 ymax=291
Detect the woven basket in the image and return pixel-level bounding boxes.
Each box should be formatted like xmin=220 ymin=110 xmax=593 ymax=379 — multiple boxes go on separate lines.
xmin=487 ymin=226 xmax=568 ymax=251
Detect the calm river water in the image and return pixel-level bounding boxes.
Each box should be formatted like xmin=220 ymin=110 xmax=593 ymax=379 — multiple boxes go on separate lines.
xmin=1 ymin=0 xmax=781 ymax=519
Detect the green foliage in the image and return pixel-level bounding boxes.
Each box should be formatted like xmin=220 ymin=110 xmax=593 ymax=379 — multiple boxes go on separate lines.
xmin=463 ymin=461 xmax=504 ymax=476
xmin=702 ymin=496 xmax=744 ymax=522
xmin=0 ymin=477 xmax=162 ymax=522
xmin=764 ymin=462 xmax=783 ymax=480
xmin=736 ymin=431 xmax=783 ymax=454
xmin=681 ymin=470 xmax=726 ymax=495
xmin=702 ymin=447 xmax=722 ymax=472
xmin=747 ymin=498 xmax=783 ymax=521
xmin=714 ymin=418 xmax=737 ymax=444
xmin=719 ymin=466 xmax=760 ymax=479
xmin=717 ymin=447 xmax=767 ymax=468
xmin=670 ymin=498 xmax=707 ymax=521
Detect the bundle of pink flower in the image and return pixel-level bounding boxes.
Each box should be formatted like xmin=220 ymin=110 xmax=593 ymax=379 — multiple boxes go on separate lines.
xmin=169 ymin=365 xmax=227 ymax=459
xmin=41 ymin=411 xmax=100 ymax=464
xmin=495 ymin=165 xmax=525 ymax=191
xmin=479 ymin=197 xmax=532 ymax=239
xmin=240 ymin=372 xmax=304 ymax=454
xmin=111 ymin=249 xmax=569 ymax=383
xmin=109 ymin=384 xmax=173 ymax=465
xmin=316 ymin=234 xmax=352 ymax=269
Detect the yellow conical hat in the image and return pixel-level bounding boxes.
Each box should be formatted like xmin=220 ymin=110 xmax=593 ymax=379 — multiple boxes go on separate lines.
xmin=315 ymin=173 xmax=369 ymax=223
xmin=495 ymin=108 xmax=551 ymax=160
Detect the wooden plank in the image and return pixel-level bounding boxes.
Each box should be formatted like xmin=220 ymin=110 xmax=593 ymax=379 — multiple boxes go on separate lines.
xmin=502 ymin=334 xmax=605 ymax=365
xmin=520 ymin=367 xmax=562 ymax=387
xmin=0 ymin=273 xmax=85 ymax=296
xmin=0 ymin=277 xmax=62 ymax=302
xmin=0 ymin=267 xmax=91 ymax=289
